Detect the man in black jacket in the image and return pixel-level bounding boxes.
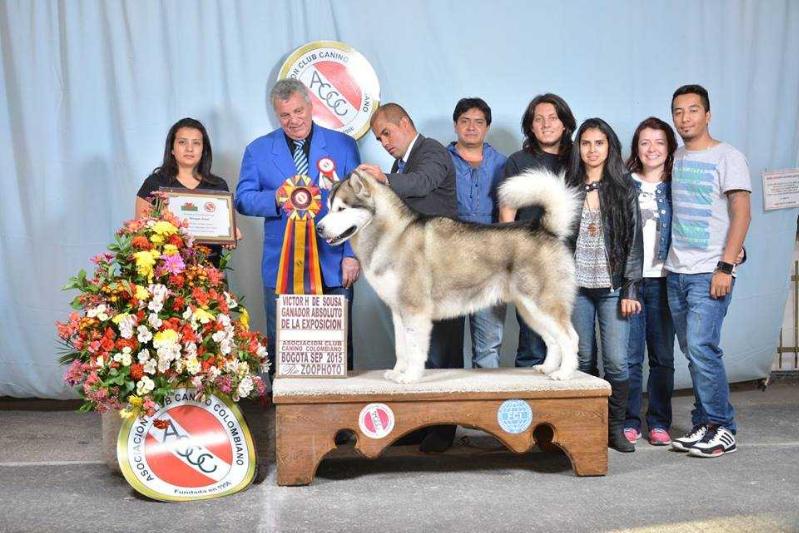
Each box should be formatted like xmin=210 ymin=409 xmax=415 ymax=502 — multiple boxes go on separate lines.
xmin=358 ymin=103 xmax=463 ymax=452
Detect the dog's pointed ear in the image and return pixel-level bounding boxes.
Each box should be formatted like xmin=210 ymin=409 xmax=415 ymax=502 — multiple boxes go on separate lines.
xmin=347 ymin=170 xmax=372 ymax=197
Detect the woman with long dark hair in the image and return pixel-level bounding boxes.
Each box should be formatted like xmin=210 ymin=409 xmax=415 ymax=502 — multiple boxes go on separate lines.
xmin=622 ymin=117 xmax=678 ymax=447
xmin=565 ymin=118 xmax=643 ymax=453
xmin=135 ymin=118 xmax=240 ymax=265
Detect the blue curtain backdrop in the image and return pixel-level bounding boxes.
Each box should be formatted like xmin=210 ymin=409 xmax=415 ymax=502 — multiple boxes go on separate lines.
xmin=1 ymin=0 xmax=798 ymax=398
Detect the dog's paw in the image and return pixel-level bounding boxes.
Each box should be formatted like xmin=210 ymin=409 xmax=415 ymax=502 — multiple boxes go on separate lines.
xmin=394 ymin=370 xmax=423 ymax=384
xmin=533 ymin=363 xmax=559 ymax=375
xmin=384 ymin=369 xmax=402 ymax=382
xmin=548 ymin=368 xmax=575 ymax=381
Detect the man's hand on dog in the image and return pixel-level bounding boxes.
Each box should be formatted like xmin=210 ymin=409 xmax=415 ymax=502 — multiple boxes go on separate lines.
xmin=356 ymin=164 xmax=388 ymax=184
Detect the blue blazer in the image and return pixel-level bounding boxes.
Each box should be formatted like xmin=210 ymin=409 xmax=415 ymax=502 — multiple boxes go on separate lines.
xmin=235 ymin=124 xmax=361 ymax=288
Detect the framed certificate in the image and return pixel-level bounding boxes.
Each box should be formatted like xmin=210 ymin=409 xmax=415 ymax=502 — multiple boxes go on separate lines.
xmin=161 ymin=188 xmax=237 ymax=244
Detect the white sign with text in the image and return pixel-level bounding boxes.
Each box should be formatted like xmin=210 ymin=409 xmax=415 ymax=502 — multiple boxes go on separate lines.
xmin=276 ymin=294 xmax=347 ymax=378
xmin=763 ymin=168 xmax=799 ymax=211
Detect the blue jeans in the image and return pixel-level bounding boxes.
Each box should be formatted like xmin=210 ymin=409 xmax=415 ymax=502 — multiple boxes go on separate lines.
xmin=667 ymin=272 xmax=736 ymax=432
xmin=572 ymin=287 xmax=630 ymax=381
xmin=625 ymin=277 xmax=675 ymax=432
xmin=514 ymin=310 xmax=547 ymax=367
xmin=469 ymin=304 xmax=506 ymax=368
xmin=264 ymin=285 xmax=354 ymax=376
xmin=427 ymin=316 xmax=465 ymax=369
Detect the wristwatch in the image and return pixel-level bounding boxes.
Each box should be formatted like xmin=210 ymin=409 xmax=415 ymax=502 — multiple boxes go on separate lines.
xmin=715 ymin=261 xmax=735 ymax=275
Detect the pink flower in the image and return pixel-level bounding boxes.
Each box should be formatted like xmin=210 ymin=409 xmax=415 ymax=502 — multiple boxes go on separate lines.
xmin=161 ymin=253 xmax=185 ymax=275
xmin=64 ymin=360 xmax=85 ymax=386
xmin=215 ymin=375 xmax=232 ymax=394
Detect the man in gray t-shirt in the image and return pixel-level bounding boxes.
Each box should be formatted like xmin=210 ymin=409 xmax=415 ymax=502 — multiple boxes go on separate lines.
xmin=666 ymin=85 xmax=751 ymax=459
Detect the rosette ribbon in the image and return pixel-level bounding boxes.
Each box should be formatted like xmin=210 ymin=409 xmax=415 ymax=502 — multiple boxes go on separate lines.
xmin=317 ymin=157 xmax=340 ymax=190
xmin=275 ymin=175 xmax=323 ymax=294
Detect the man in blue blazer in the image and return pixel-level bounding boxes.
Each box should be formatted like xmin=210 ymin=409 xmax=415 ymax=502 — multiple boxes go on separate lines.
xmin=236 ymin=79 xmax=361 ymax=374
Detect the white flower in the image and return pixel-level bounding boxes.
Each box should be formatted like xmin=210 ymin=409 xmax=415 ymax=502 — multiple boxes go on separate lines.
xmin=186 ymin=357 xmax=201 ymax=375
xmin=182 ymin=307 xmax=193 ymax=321
xmin=95 ymin=355 xmax=105 ymax=368
xmin=173 ymin=358 xmax=185 ymax=373
xmin=183 ymin=342 xmax=197 ymax=359
xmin=224 ymin=292 xmax=238 ymax=309
xmin=136 ymin=376 xmax=155 ymax=395
xmin=118 ymin=315 xmax=137 ymax=340
xmin=237 ymin=376 xmax=254 ymax=398
xmin=137 ymin=325 xmax=153 ymax=343
xmin=256 ymin=345 xmax=268 ymax=359
xmin=191 ymin=376 xmax=203 ymax=389
xmin=114 ymin=348 xmax=132 ymax=367
xmin=207 ymin=366 xmax=221 ymax=380
xmin=137 ymin=349 xmax=151 ymax=363
xmin=87 ymin=304 xmax=109 ymax=322
xmin=224 ymin=360 xmax=239 ymax=374
xmin=147 ymin=313 xmax=162 ymax=329
xmin=143 ymin=359 xmax=157 ymax=375
xmin=157 ymin=356 xmax=171 ymax=373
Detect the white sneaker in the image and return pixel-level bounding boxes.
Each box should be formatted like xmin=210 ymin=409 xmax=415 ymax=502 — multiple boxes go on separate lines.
xmin=671 ymin=424 xmax=707 ymax=452
xmin=688 ymin=425 xmax=737 ymax=458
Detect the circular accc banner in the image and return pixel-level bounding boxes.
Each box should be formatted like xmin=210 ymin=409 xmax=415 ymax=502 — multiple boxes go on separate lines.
xmin=117 ymin=389 xmax=256 ymax=502
xmin=278 ymin=40 xmax=381 ymax=140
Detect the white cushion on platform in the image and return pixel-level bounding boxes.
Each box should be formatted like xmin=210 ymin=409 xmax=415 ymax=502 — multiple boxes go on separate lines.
xmin=273 ymin=369 xmax=610 ymax=400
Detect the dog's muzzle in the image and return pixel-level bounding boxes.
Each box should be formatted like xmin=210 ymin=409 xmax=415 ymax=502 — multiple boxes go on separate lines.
xmin=316 ymin=221 xmax=357 ymax=246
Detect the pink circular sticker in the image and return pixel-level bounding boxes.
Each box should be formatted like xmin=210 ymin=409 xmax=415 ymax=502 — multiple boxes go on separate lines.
xmin=358 ymin=403 xmax=395 ymax=439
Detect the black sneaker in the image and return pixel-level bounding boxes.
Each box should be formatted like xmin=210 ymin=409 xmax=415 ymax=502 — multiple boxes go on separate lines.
xmin=688 ymin=425 xmax=737 ymax=458
xmin=671 ymin=424 xmax=707 ymax=452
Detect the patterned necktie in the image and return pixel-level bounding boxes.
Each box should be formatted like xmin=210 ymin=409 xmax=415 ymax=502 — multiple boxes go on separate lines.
xmin=293 ymin=139 xmax=309 ymax=176
xmin=397 ymin=159 xmax=406 ymax=173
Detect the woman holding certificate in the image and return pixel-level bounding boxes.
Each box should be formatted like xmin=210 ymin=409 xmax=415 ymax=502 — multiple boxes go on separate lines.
xmin=136 ymin=118 xmax=240 ymax=266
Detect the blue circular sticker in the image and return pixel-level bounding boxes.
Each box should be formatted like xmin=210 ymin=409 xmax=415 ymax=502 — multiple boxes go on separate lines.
xmin=497 ymin=400 xmax=533 ymax=434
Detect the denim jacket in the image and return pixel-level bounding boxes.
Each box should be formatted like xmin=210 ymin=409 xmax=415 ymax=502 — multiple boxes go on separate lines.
xmin=632 ymin=179 xmax=672 ymax=261
xmin=448 ymin=142 xmax=507 ymax=223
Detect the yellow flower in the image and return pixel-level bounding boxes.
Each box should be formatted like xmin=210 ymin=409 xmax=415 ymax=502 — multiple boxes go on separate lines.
xmin=134 ymin=285 xmax=150 ymax=301
xmin=152 ymin=221 xmax=178 ymax=236
xmin=162 ymin=244 xmax=178 ymax=256
xmin=153 ymin=329 xmax=179 ymax=346
xmin=133 ymin=250 xmax=158 ymax=279
xmin=192 ymin=308 xmax=215 ymax=324
xmin=111 ymin=312 xmax=130 ymax=325
xmin=239 ymin=307 xmax=250 ymax=330
xmin=149 ymin=234 xmax=164 ymax=245
xmin=120 ymin=395 xmax=143 ymax=420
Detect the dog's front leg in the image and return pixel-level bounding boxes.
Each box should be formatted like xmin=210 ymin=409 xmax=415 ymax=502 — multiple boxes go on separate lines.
xmin=384 ymin=311 xmax=409 ymax=382
xmin=394 ymin=315 xmax=432 ymax=384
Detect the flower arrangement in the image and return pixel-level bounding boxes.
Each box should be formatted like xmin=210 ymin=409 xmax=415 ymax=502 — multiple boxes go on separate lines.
xmin=57 ymin=204 xmax=269 ymax=419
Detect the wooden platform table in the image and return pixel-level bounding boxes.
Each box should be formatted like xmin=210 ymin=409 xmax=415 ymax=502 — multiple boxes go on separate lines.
xmin=273 ymin=368 xmax=611 ymax=486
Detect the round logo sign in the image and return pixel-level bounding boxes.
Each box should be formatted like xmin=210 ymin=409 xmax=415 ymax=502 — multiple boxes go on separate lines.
xmin=358 ymin=403 xmax=395 ymax=439
xmin=278 ymin=41 xmax=380 ymax=139
xmin=116 ymin=389 xmax=256 ymax=501
xmin=497 ymin=399 xmax=533 ymax=434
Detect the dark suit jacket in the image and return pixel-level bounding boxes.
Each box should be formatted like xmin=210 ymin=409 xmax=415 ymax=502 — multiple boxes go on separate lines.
xmin=388 ymin=134 xmax=458 ymax=217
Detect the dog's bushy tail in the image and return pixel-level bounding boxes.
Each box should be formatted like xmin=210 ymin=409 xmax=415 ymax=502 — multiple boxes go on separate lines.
xmin=497 ymin=168 xmax=579 ymax=240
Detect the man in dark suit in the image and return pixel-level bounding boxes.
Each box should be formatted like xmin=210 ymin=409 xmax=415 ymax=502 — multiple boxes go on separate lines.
xmin=236 ymin=79 xmax=361 ymax=375
xmin=358 ymin=103 xmax=463 ymax=452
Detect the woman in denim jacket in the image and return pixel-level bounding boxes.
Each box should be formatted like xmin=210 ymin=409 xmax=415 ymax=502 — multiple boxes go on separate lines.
xmin=623 ymin=117 xmax=677 ymax=447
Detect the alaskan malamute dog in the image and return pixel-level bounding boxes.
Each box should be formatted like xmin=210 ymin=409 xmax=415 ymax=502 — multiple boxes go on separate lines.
xmin=317 ymin=168 xmax=579 ymax=383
